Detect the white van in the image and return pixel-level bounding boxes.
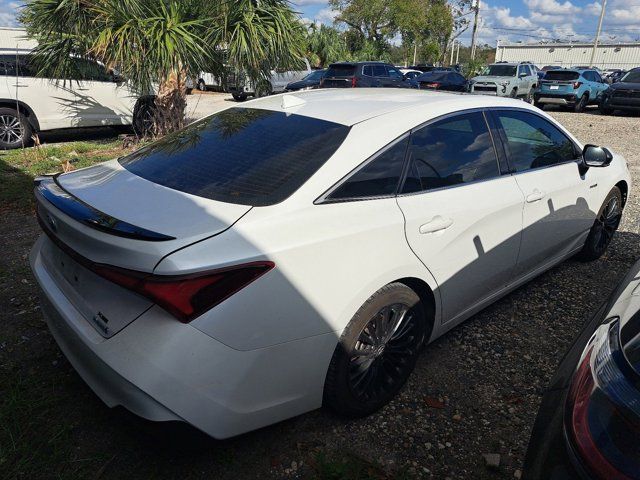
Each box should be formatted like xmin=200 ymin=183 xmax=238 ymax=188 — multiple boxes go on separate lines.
xmin=0 ymin=28 xmax=143 ymax=149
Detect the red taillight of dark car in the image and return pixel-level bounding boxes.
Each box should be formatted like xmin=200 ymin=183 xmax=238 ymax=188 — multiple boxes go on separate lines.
xmin=565 ymin=321 xmax=640 ymax=480
xmin=351 ymin=76 xmax=357 ymax=87
xmin=93 ymin=262 xmax=275 ymax=323
xmin=421 ymin=82 xmax=441 ymax=89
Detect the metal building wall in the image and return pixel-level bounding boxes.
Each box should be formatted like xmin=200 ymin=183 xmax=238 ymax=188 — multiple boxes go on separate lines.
xmin=0 ymin=27 xmax=37 ymax=53
xmin=495 ymin=42 xmax=640 ymax=69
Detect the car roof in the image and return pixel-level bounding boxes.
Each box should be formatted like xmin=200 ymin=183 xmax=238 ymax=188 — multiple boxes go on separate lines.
xmin=238 ymin=88 xmax=538 ymax=127
xmin=328 ymin=61 xmax=388 ymax=66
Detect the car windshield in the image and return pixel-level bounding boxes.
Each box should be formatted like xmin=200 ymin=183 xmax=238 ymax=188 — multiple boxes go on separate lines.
xmin=622 ymin=70 xmax=640 ymax=83
xmin=484 ymin=65 xmax=517 ymax=76
xmin=305 ymin=70 xmax=325 ymax=81
xmin=544 ymin=70 xmax=580 ymax=81
xmin=119 ymin=108 xmax=350 ymax=206
xmin=326 ymin=64 xmax=356 ymax=77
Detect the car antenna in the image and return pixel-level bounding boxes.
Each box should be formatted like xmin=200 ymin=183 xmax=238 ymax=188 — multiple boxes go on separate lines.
xmin=281 ymin=94 xmax=306 ymax=110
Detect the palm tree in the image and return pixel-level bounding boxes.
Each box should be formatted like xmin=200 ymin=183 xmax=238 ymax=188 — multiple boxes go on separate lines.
xmin=19 ymin=0 xmax=305 ymax=136
xmin=306 ymin=24 xmax=347 ymax=68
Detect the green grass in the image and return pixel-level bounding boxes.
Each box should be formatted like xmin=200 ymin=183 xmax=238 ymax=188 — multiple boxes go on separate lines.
xmin=0 ymin=138 xmax=137 ymax=211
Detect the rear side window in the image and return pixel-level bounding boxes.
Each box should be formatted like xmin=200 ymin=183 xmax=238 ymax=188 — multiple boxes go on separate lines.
xmin=327 ymin=137 xmax=409 ymax=200
xmin=402 ymin=112 xmax=500 ymax=193
xmin=545 ymin=70 xmax=579 ymax=81
xmin=0 ymin=54 xmax=33 ymax=77
xmin=120 ymin=108 xmax=350 ymax=206
xmin=494 ymin=110 xmax=577 ymax=172
xmin=326 ymin=64 xmax=356 ymax=77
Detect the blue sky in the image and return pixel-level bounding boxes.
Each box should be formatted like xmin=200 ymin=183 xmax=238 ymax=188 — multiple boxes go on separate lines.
xmin=1 ymin=1 xmax=639 ymax=46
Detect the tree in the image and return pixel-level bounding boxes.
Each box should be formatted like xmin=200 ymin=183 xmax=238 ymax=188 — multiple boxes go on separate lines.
xmin=306 ymin=24 xmax=348 ymax=68
xmin=20 ymin=0 xmax=305 ymax=136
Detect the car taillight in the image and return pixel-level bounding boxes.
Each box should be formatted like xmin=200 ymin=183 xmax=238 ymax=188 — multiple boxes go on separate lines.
xmin=573 ymin=81 xmax=583 ymax=89
xmin=565 ymin=320 xmax=640 ymax=480
xmin=422 ymin=82 xmax=441 ymax=89
xmin=351 ymin=76 xmax=357 ymax=87
xmin=92 ymin=262 xmax=274 ymax=323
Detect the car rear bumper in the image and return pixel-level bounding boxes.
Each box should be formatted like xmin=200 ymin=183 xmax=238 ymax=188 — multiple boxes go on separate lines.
xmin=534 ymin=93 xmax=577 ymax=105
xmin=30 ymin=235 xmax=337 ymax=439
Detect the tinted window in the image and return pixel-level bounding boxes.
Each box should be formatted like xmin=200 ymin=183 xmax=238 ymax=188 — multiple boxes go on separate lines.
xmin=362 ymin=65 xmax=373 ymax=76
xmin=71 ymin=58 xmax=112 ymax=82
xmin=545 ymin=70 xmax=579 ymax=81
xmin=326 ymin=64 xmax=356 ymax=77
xmin=419 ymin=72 xmax=448 ymax=82
xmin=593 ymin=72 xmax=603 ymax=82
xmin=0 ymin=54 xmax=33 ymax=77
xmin=402 ymin=112 xmax=499 ymax=193
xmin=494 ymin=110 xmax=576 ymax=172
xmin=387 ymin=66 xmax=403 ymax=79
xmin=328 ymin=137 xmax=409 ymax=200
xmin=622 ymin=69 xmax=640 ymax=83
xmin=120 ymin=108 xmax=350 ymax=206
xmin=486 ymin=65 xmax=517 ymax=76
xmin=306 ymin=70 xmax=325 ymax=81
xmin=373 ymin=65 xmax=387 ymax=77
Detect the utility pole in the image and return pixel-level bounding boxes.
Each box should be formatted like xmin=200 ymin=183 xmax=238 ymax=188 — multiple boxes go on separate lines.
xmin=413 ymin=42 xmax=417 ymax=66
xmin=590 ymin=0 xmax=607 ymax=68
xmin=470 ymin=0 xmax=480 ymax=60
xmin=456 ymin=41 xmax=460 ymax=64
xmin=450 ymin=40 xmax=455 ymax=65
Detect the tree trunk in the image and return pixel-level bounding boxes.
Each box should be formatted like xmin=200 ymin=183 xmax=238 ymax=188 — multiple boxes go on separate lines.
xmin=152 ymin=70 xmax=187 ymax=137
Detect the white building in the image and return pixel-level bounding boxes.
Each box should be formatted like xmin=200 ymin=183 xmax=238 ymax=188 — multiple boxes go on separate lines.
xmin=495 ymin=41 xmax=640 ymax=70
xmin=0 ymin=27 xmax=37 ymax=54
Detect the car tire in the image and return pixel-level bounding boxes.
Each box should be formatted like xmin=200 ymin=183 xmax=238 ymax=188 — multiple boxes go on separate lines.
xmin=510 ymin=88 xmax=518 ymax=98
xmin=197 ymin=79 xmax=206 ymax=92
xmin=232 ymin=92 xmax=247 ymax=102
xmin=577 ymin=187 xmax=623 ymax=262
xmin=524 ymin=90 xmax=533 ymax=103
xmin=574 ymin=94 xmax=588 ymax=113
xmin=323 ymin=283 xmax=427 ymax=417
xmin=599 ymin=103 xmax=614 ymax=115
xmin=0 ymin=107 xmax=33 ymax=150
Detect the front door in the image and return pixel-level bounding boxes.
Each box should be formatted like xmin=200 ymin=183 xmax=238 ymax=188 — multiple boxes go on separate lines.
xmin=490 ymin=109 xmax=596 ymax=276
xmin=396 ymin=111 xmax=524 ymax=323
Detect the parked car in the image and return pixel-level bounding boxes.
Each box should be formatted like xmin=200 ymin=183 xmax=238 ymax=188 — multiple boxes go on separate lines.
xmin=30 ymin=89 xmax=629 ymax=440
xmin=320 ymin=62 xmax=414 ymax=89
xmin=534 ymin=68 xmax=609 ymax=112
xmin=608 ymin=69 xmax=627 ymax=84
xmin=195 ymin=71 xmax=226 ymax=92
xmin=600 ymin=67 xmax=640 ymax=115
xmin=399 ymin=68 xmax=423 ymax=81
xmin=523 ymin=259 xmax=640 ymax=480
xmin=227 ymin=58 xmax=312 ymax=101
xmin=409 ymin=63 xmax=435 ymax=72
xmin=284 ymin=69 xmax=326 ymax=92
xmin=416 ymin=71 xmax=467 ymax=92
xmin=469 ymin=61 xmax=538 ymax=100
xmin=0 ymin=52 xmax=144 ymax=149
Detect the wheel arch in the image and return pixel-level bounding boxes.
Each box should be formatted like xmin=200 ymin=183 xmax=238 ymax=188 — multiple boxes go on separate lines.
xmin=0 ymin=99 xmax=40 ymax=131
xmin=396 ymin=276 xmax=436 ymax=341
xmin=615 ymin=180 xmax=628 ymax=207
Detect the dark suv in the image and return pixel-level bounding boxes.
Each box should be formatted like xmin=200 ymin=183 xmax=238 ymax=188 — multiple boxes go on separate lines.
xmin=320 ymin=62 xmax=414 ymax=89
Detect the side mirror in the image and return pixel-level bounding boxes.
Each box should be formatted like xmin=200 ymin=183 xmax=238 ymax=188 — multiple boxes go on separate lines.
xmin=583 ymin=144 xmax=613 ymax=167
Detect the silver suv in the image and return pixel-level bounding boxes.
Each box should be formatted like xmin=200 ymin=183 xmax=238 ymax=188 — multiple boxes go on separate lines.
xmin=469 ymin=62 xmax=539 ymax=100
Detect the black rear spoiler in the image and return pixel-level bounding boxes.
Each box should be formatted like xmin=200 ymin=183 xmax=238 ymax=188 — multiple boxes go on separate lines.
xmin=34 ymin=175 xmax=175 ymax=242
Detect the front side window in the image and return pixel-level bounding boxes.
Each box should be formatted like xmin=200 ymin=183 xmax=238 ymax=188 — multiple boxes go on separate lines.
xmin=121 ymin=108 xmax=350 ymax=206
xmin=387 ymin=67 xmax=403 ymax=79
xmin=362 ymin=65 xmax=373 ymax=76
xmin=402 ymin=112 xmax=500 ymax=193
xmin=327 ymin=136 xmax=409 ymax=200
xmin=0 ymin=54 xmax=33 ymax=77
xmin=373 ymin=65 xmax=387 ymax=77
xmin=494 ymin=110 xmax=577 ymax=172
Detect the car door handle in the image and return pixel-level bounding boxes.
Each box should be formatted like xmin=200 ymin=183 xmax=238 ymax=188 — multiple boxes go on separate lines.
xmin=526 ymin=189 xmax=546 ymax=203
xmin=419 ymin=216 xmax=454 ymax=234
xmin=12 ymin=84 xmax=28 ymax=87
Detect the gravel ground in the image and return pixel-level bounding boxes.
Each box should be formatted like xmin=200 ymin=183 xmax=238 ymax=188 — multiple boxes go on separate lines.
xmin=1 ymin=106 xmax=640 ymax=480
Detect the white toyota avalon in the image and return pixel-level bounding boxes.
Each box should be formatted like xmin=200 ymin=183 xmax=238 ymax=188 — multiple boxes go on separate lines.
xmin=30 ymin=89 xmax=630 ymax=439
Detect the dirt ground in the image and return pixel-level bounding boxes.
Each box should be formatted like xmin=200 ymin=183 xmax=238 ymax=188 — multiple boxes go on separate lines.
xmin=1 ymin=105 xmax=640 ymax=480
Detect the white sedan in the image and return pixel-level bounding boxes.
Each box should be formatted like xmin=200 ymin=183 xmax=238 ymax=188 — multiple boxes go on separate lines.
xmin=30 ymin=89 xmax=630 ymax=438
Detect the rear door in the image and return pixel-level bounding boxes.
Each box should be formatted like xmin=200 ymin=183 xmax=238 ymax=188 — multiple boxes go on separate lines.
xmin=396 ymin=111 xmax=524 ymax=323
xmin=490 ymin=108 xmax=596 ymax=277
xmin=373 ymin=64 xmax=391 ymax=87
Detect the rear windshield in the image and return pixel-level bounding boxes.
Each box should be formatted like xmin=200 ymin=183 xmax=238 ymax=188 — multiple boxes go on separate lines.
xmin=544 ymin=70 xmax=579 ymax=81
xmin=622 ymin=70 xmax=640 ymax=83
xmin=326 ymin=64 xmax=356 ymax=77
xmin=418 ymin=72 xmax=449 ymax=82
xmin=485 ymin=65 xmax=516 ymax=76
xmin=119 ymin=108 xmax=350 ymax=206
